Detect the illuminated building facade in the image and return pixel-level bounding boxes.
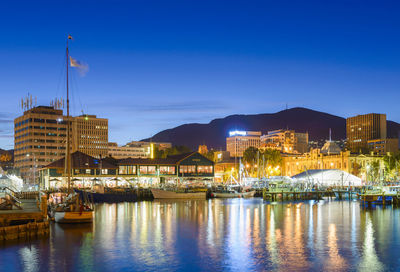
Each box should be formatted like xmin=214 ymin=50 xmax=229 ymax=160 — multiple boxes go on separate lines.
xmin=14 ymin=106 xmax=109 ymax=181
xmin=367 ymin=138 xmax=399 ymax=155
xmin=226 ymin=131 xmax=261 ymax=157
xmin=14 ymin=106 xmax=69 ymax=180
xmin=108 ymin=142 xmax=150 ymax=159
xmin=346 ymin=113 xmax=386 ymax=151
xmin=72 ymin=114 xmax=108 ymax=158
xmin=260 ymin=129 xmax=308 ymax=154
xmin=282 ymin=148 xmax=384 ymax=180
xmin=39 ymin=151 xmax=214 ymax=188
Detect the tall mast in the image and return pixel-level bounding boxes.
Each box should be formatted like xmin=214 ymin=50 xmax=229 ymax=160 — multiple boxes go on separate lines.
xmin=66 ymin=35 xmax=71 ymax=192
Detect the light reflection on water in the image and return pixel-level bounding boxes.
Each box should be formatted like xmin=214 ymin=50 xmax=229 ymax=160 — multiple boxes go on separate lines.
xmin=1 ymin=199 xmax=399 ymax=271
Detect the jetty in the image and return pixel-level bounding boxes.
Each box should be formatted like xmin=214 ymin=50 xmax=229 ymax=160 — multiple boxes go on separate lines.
xmin=0 ymin=190 xmax=49 ymax=241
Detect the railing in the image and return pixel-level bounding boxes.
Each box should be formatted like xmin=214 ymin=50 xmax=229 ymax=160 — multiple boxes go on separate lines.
xmin=0 ymin=186 xmax=22 ymax=210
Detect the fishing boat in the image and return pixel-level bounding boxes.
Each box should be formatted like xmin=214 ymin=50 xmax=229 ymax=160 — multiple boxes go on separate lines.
xmin=151 ymin=188 xmax=206 ymax=199
xmin=51 ymin=35 xmax=93 ymax=223
xmin=358 ymin=185 xmax=400 ymax=204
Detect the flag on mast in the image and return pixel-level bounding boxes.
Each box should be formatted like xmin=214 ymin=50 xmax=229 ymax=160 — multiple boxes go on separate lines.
xmin=69 ymin=56 xmax=89 ymax=76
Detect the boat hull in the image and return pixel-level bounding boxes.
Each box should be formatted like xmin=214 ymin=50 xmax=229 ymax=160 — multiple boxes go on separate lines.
xmin=212 ymin=191 xmax=256 ymax=198
xmin=75 ymin=189 xmax=138 ymax=203
xmin=54 ymin=211 xmax=93 ymax=224
xmin=151 ymin=189 xmax=206 ymax=199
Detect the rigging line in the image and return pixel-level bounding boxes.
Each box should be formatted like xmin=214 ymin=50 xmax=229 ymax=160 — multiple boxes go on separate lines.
xmin=55 ymin=50 xmax=67 ymax=104
xmin=70 ymin=67 xmax=85 ymax=115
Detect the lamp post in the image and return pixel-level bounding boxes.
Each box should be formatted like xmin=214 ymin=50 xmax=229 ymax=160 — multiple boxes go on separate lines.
xmin=26 ymin=153 xmax=36 ymax=185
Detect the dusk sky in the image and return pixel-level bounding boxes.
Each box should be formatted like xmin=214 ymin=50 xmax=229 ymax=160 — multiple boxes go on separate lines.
xmin=1 ymin=0 xmax=400 ymax=149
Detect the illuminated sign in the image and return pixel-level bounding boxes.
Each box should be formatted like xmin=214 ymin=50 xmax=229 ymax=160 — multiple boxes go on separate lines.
xmin=229 ymin=130 xmax=246 ymax=137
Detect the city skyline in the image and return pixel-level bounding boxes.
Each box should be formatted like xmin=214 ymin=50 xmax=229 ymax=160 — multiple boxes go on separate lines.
xmin=1 ymin=1 xmax=400 ymax=149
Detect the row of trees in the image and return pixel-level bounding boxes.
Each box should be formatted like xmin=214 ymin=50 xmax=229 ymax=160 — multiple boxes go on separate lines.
xmin=153 ymin=146 xmax=192 ymax=159
xmin=242 ymin=147 xmax=282 ymax=177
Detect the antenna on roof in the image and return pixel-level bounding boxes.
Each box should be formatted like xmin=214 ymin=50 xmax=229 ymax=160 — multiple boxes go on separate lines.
xmin=329 ymin=128 xmax=332 ymax=142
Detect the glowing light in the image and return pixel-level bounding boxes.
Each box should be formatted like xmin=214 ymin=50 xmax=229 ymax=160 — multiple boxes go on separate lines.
xmin=150 ymin=143 xmax=154 ymax=159
xmin=229 ymin=130 xmax=246 ymax=137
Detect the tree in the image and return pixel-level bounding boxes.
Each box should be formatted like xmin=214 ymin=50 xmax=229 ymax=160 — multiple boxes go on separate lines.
xmin=154 ymin=145 xmax=192 ymax=159
xmin=205 ymin=150 xmax=215 ymax=162
xmin=243 ymin=147 xmax=258 ymax=165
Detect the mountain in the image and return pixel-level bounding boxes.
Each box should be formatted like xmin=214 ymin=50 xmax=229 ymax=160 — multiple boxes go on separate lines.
xmin=142 ymin=107 xmax=400 ymax=150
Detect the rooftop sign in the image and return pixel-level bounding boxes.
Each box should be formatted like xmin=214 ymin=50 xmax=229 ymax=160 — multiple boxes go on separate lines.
xmin=229 ymin=130 xmax=247 ymax=137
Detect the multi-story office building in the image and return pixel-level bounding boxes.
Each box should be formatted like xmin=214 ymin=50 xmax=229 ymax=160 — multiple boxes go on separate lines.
xmin=14 ymin=106 xmax=69 ymax=181
xmin=72 ymin=114 xmax=108 ymax=158
xmin=226 ymin=130 xmax=261 ymax=157
xmin=108 ymin=142 xmax=150 ymax=159
xmin=367 ymin=138 xmax=399 ymax=155
xmin=346 ymin=113 xmax=386 ymax=151
xmin=14 ymin=106 xmax=108 ymax=181
xmin=260 ymin=129 xmax=309 ymax=154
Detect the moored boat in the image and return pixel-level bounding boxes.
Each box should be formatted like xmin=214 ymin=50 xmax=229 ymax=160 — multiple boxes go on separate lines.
xmin=151 ymin=188 xmax=206 ymax=199
xmin=211 ymin=190 xmax=256 ymax=198
xmin=54 ymin=210 xmax=93 ymax=223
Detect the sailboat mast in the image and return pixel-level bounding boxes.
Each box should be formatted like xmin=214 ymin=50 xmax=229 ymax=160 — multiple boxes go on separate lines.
xmin=66 ymin=36 xmax=71 ymax=192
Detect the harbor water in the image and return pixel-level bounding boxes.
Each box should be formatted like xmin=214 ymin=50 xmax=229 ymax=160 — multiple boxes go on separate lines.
xmin=1 ymin=198 xmax=400 ymax=271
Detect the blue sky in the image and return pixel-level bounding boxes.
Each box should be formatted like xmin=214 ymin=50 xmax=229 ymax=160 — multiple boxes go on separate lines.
xmin=1 ymin=0 xmax=400 ymax=149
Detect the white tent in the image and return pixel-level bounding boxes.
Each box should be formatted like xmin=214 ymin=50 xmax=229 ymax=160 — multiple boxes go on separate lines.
xmin=291 ymin=169 xmax=362 ymax=187
xmin=0 ymin=174 xmax=24 ymax=191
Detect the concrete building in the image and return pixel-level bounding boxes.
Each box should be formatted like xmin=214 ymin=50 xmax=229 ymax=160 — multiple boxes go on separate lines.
xmin=72 ymin=114 xmax=108 ymax=158
xmin=226 ymin=131 xmax=261 ymax=157
xmin=108 ymin=142 xmax=150 ymax=159
xmin=346 ymin=113 xmax=386 ymax=151
xmin=14 ymin=106 xmax=108 ymax=181
xmin=260 ymin=129 xmax=309 ymax=154
xmin=126 ymin=141 xmax=172 ymax=151
xmin=367 ymin=138 xmax=399 ymax=155
xmin=14 ymin=106 xmax=69 ymax=181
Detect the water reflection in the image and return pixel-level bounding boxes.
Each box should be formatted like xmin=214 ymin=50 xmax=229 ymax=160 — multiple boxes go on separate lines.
xmin=1 ymin=199 xmax=399 ymax=271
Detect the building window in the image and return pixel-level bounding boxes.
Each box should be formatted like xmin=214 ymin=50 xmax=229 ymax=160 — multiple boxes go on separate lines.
xmin=101 ymin=169 xmax=108 ymax=175
xmin=119 ymin=166 xmax=127 ymax=174
xmin=159 ymin=166 xmax=175 ymax=175
xmin=197 ymin=165 xmax=213 ymax=174
xmin=179 ymin=165 xmax=196 ymax=174
xmin=139 ymin=166 xmax=156 ymax=175
xmin=86 ymin=169 xmax=91 ymax=174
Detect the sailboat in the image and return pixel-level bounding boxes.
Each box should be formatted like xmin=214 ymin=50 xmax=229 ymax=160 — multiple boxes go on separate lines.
xmin=53 ymin=35 xmax=94 ymax=223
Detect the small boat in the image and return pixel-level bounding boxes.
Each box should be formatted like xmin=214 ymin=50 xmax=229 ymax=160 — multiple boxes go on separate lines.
xmin=151 ymin=188 xmax=206 ymax=199
xmin=54 ymin=210 xmax=93 ymax=224
xmin=211 ymin=190 xmax=256 ymax=198
xmin=49 ymin=193 xmax=93 ymax=223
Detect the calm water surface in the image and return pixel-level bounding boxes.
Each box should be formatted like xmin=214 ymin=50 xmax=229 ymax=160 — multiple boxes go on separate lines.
xmin=1 ymin=199 xmax=400 ymax=272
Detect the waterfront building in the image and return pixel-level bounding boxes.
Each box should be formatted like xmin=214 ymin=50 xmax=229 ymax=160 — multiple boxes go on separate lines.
xmin=72 ymin=114 xmax=108 ymax=159
xmin=260 ymin=129 xmax=308 ymax=154
xmin=282 ymin=148 xmax=384 ymax=181
xmin=346 ymin=113 xmax=386 ymax=151
xmin=226 ymin=131 xmax=261 ymax=157
xmin=214 ymin=151 xmax=231 ymax=162
xmin=108 ymin=142 xmax=150 ymax=159
xmin=367 ymin=138 xmax=399 ymax=155
xmin=14 ymin=106 xmax=109 ymax=181
xmin=14 ymin=106 xmax=68 ymax=181
xmin=39 ymin=151 xmax=214 ymax=188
